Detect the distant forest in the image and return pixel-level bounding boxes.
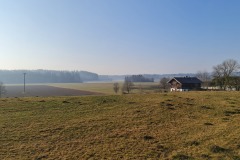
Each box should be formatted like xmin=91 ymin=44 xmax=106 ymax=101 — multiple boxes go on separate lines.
xmin=125 ymin=75 xmax=154 ymax=82
xmin=0 ymin=70 xmax=99 ymax=84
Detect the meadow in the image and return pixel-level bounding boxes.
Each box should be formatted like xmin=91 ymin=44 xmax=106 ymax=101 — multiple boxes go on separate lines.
xmin=1 ymin=91 xmax=240 ymax=159
xmin=4 ymin=82 xmax=158 ymax=97
xmin=48 ymin=82 xmax=159 ymax=95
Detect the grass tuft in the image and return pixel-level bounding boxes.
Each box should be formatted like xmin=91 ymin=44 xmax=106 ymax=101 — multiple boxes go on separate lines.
xmin=172 ymin=154 xmax=193 ymax=160
xmin=201 ymin=105 xmax=212 ymax=109
xmin=62 ymin=100 xmax=70 ymax=103
xmin=143 ymin=135 xmax=154 ymax=140
xmin=201 ymin=154 xmax=211 ymax=159
xmin=187 ymin=141 xmax=200 ymax=146
xmin=204 ymin=122 xmax=214 ymax=126
xmin=224 ymin=109 xmax=240 ymax=116
xmin=210 ymin=145 xmax=229 ymax=153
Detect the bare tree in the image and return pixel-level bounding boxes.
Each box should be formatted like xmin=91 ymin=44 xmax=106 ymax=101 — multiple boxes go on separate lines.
xmin=159 ymin=77 xmax=170 ymax=91
xmin=113 ymin=82 xmax=120 ymax=94
xmin=212 ymin=59 xmax=240 ymax=89
xmin=196 ymin=71 xmax=211 ymax=88
xmin=0 ymin=82 xmax=6 ymax=98
xmin=122 ymin=78 xmax=134 ymax=94
xmin=228 ymin=76 xmax=240 ymax=91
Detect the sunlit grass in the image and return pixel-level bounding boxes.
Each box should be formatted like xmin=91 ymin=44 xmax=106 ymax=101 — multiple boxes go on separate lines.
xmin=48 ymin=82 xmax=160 ymax=95
xmin=48 ymin=82 xmax=119 ymax=94
xmin=1 ymin=92 xmax=240 ymax=159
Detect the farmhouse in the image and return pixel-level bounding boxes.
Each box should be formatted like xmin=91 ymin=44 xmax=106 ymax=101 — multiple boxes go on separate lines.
xmin=168 ymin=77 xmax=202 ymax=91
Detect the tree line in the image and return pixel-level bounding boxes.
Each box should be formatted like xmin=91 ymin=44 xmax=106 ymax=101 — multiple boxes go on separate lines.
xmin=125 ymin=75 xmax=154 ymax=82
xmin=212 ymin=59 xmax=240 ymax=90
xmin=194 ymin=59 xmax=240 ymax=90
xmin=0 ymin=70 xmax=99 ymax=84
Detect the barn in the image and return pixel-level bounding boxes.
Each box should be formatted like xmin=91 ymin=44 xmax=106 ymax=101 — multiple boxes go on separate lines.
xmin=168 ymin=77 xmax=202 ymax=91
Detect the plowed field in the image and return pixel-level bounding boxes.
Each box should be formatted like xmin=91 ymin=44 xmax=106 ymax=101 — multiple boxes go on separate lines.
xmin=4 ymin=85 xmax=102 ymax=97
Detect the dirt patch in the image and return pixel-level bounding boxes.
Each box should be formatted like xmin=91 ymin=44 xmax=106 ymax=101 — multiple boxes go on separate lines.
xmin=4 ymin=85 xmax=103 ymax=97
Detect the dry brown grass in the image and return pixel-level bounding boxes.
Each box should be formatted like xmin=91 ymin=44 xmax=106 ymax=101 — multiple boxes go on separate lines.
xmin=0 ymin=91 xmax=240 ymax=159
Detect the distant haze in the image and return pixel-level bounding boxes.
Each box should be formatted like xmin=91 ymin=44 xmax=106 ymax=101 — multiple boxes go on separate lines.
xmin=0 ymin=0 xmax=240 ymax=74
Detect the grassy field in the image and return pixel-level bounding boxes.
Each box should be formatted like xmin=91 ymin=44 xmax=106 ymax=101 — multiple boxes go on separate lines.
xmin=4 ymin=82 xmax=159 ymax=97
xmin=48 ymin=82 xmax=159 ymax=95
xmin=48 ymin=82 xmax=117 ymax=94
xmin=1 ymin=92 xmax=240 ymax=159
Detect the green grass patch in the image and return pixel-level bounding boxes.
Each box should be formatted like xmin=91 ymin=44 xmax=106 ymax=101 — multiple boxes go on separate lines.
xmin=48 ymin=82 xmax=160 ymax=95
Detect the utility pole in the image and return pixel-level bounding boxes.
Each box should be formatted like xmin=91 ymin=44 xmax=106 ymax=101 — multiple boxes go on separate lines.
xmin=23 ymin=73 xmax=26 ymax=93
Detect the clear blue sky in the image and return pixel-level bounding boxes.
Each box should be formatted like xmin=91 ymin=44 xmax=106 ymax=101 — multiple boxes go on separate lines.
xmin=0 ymin=0 xmax=239 ymax=75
